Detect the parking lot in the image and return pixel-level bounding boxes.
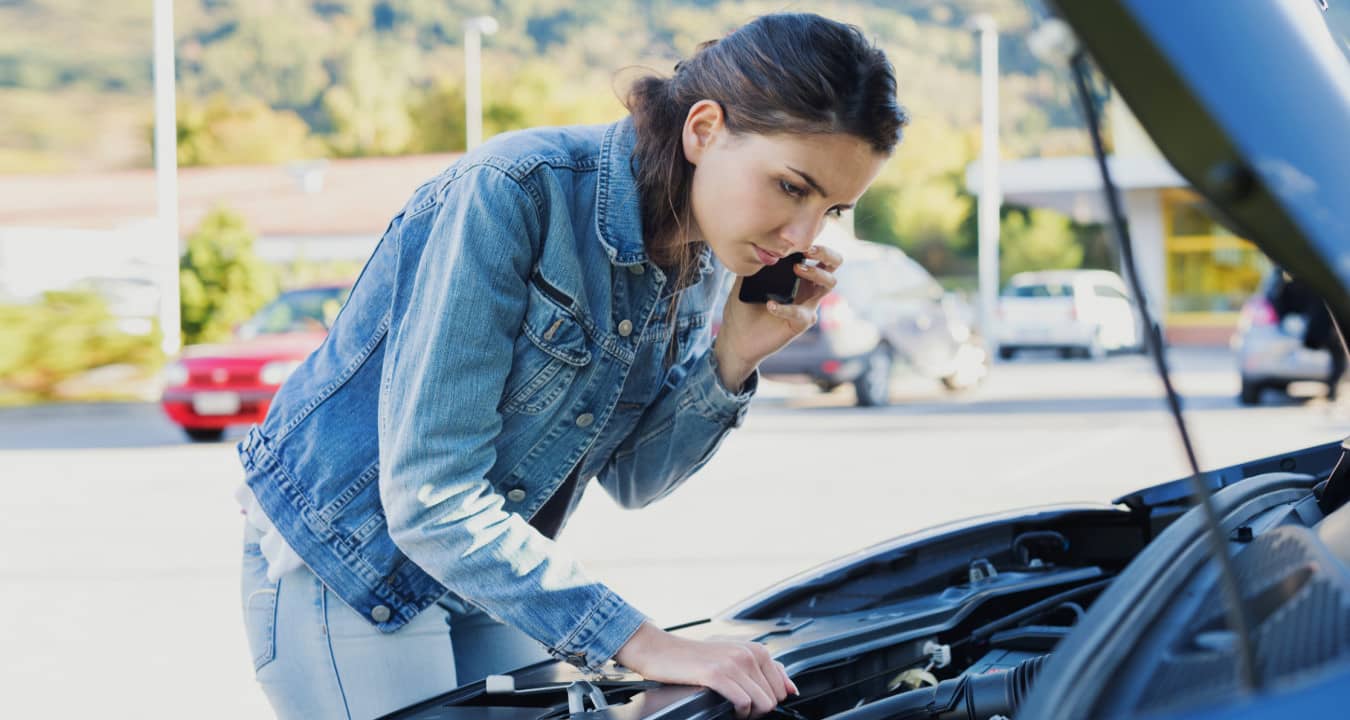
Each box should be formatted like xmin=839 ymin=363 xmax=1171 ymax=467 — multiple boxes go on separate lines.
xmin=4 ymin=348 xmax=1348 ymax=718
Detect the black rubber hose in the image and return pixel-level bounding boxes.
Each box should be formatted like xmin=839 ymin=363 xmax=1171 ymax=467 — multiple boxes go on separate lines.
xmin=823 ymin=655 xmax=1049 ymax=720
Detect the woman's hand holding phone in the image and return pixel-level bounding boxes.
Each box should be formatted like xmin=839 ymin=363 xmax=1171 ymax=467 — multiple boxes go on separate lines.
xmin=712 ymin=243 xmax=842 ymax=391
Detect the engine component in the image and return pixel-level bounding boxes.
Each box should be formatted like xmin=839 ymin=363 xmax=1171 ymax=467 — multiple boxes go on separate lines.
xmin=823 ymin=655 xmax=1048 ymax=720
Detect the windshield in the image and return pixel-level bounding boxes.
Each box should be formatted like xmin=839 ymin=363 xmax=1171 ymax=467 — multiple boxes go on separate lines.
xmin=1003 ymin=282 xmax=1072 ymax=298
xmin=237 ymin=286 xmax=351 ymax=338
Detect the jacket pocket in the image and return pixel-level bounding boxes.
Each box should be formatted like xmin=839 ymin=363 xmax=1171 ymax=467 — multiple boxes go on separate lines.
xmin=501 ymin=281 xmax=592 ymax=416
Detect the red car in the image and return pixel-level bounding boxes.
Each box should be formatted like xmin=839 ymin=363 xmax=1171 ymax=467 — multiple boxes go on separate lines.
xmin=161 ymin=284 xmax=351 ymax=442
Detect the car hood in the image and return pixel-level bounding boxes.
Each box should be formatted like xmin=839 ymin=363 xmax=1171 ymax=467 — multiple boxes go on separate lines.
xmin=1055 ymin=0 xmax=1350 ymax=321
xmin=179 ymin=331 xmax=327 ymax=362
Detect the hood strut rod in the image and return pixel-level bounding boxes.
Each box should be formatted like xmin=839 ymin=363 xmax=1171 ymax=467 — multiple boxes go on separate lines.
xmin=1069 ymin=50 xmax=1260 ymax=693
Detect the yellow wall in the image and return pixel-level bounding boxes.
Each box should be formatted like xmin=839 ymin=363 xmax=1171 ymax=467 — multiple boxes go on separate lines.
xmin=1161 ymin=188 xmax=1270 ymax=329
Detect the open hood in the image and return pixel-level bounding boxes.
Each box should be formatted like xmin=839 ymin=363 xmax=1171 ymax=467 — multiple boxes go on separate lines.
xmin=1053 ymin=0 xmax=1350 ymax=323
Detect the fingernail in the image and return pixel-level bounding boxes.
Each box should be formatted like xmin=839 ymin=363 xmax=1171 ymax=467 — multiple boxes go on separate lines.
xmin=807 ymin=246 xmax=819 ymax=255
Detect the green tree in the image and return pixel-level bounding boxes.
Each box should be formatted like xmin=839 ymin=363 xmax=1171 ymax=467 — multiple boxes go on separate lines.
xmin=322 ymin=38 xmax=417 ymax=156
xmin=854 ymin=118 xmax=976 ymax=276
xmin=999 ymin=207 xmax=1084 ymax=281
xmin=176 ymin=95 xmax=326 ymax=167
xmin=179 ymin=208 xmax=279 ymax=345
xmin=0 ymin=291 xmax=161 ymax=403
xmin=406 ymin=80 xmax=468 ymax=153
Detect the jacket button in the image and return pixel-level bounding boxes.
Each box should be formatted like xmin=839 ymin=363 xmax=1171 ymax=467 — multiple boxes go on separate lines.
xmin=371 ymin=605 xmax=391 ymax=623
xmin=617 ymin=320 xmax=633 ymax=337
xmin=575 ymin=413 xmax=594 ymax=428
xmin=628 ymin=264 xmax=645 ymax=275
xmin=506 ymin=488 xmax=527 ymax=503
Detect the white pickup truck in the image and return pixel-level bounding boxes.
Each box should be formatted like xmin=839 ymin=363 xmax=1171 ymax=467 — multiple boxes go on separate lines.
xmin=996 ymin=270 xmax=1141 ymax=360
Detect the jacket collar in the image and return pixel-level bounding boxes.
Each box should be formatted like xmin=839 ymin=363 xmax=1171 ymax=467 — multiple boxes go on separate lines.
xmin=596 ymin=116 xmax=716 ymax=281
xmin=595 ymin=116 xmax=648 ymax=267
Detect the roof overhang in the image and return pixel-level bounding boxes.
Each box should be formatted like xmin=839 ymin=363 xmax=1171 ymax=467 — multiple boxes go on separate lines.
xmin=965 ymin=154 xmax=1186 ymax=223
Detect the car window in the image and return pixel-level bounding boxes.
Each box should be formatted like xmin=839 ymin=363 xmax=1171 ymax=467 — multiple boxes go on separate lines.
xmin=1003 ymin=282 xmax=1073 ymax=298
xmin=1093 ymin=285 xmax=1130 ymax=302
xmin=238 ymin=287 xmax=352 ymax=337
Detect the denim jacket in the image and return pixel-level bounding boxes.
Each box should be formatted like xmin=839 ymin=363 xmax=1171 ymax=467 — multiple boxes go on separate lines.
xmin=237 ymin=116 xmax=758 ymax=671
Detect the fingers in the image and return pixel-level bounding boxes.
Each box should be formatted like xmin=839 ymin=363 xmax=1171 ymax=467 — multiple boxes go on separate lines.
xmin=767 ymin=300 xmax=816 ymax=332
xmin=746 ymin=644 xmax=787 ymax=704
xmin=711 ymin=677 xmax=754 ymax=719
xmin=707 ymin=643 xmax=788 ymax=718
xmin=806 ymin=243 xmax=844 ymax=272
xmin=775 ymin=660 xmax=799 ymax=698
xmin=793 ymin=260 xmax=837 ymax=293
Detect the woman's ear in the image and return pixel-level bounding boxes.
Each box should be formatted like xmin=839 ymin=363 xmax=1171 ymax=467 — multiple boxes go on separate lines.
xmin=681 ymin=99 xmax=725 ymax=166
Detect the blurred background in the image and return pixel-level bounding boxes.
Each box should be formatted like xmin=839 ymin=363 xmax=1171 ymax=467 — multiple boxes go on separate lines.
xmin=3 ymin=1 xmax=1348 ymax=718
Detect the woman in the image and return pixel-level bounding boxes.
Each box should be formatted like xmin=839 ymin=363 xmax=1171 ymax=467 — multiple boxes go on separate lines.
xmin=239 ymin=12 xmax=907 ymax=719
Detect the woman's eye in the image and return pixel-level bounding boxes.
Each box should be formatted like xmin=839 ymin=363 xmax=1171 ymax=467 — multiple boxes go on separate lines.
xmin=826 ymin=207 xmax=844 ymax=218
xmin=779 ymin=179 xmax=805 ymax=198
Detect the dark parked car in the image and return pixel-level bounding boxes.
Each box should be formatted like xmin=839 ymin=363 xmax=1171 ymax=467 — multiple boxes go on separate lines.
xmin=1234 ymin=268 xmax=1338 ymax=405
xmin=388 ymin=2 xmax=1350 ymax=718
xmin=750 ymin=225 xmax=989 ymax=406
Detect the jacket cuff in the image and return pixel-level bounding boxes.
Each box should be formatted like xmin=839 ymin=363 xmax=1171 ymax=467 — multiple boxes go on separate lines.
xmin=547 ymin=590 xmax=649 ymax=672
xmin=689 ymin=347 xmax=758 ymax=428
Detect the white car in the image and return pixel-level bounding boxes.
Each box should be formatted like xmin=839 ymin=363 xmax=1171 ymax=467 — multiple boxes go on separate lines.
xmin=996 ymin=270 xmax=1141 ymax=360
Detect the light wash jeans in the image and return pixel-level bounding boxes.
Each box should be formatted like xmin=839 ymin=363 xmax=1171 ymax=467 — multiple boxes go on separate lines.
xmin=241 ymin=521 xmax=551 ymax=719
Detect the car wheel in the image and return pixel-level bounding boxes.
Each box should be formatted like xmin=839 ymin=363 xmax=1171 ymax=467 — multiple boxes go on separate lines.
xmin=998 ymin=346 xmax=1016 ymax=361
xmin=854 ymin=346 xmax=893 ymax=407
xmin=1058 ymin=347 xmax=1076 ymax=360
xmin=1239 ymin=379 xmax=1264 ymax=406
xmin=185 ymin=428 xmax=225 ymax=443
xmin=1086 ymin=330 xmax=1107 ymax=360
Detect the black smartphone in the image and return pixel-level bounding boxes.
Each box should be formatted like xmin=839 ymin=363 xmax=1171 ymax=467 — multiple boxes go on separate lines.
xmin=738 ymin=252 xmax=806 ymax=304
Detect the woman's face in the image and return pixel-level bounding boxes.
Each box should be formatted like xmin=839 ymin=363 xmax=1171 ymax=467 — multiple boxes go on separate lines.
xmin=681 ymin=100 xmax=888 ymax=276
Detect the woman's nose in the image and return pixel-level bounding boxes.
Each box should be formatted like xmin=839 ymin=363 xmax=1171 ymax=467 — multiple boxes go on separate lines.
xmin=779 ymin=214 xmax=823 ymax=253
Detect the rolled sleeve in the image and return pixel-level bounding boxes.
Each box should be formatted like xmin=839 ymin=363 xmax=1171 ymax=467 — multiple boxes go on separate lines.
xmin=596 ymin=345 xmax=758 ymax=510
xmin=692 ymin=345 xmax=758 ymax=427
xmin=546 ymin=590 xmax=649 ymax=671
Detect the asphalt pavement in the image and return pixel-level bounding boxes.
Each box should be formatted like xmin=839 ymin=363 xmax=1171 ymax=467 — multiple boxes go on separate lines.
xmin=3 ymin=348 xmax=1348 ymax=718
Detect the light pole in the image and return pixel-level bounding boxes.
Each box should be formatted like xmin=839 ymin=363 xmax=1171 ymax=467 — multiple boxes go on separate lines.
xmin=969 ymin=14 xmax=1001 ymax=342
xmin=463 ymin=16 xmax=499 ymax=151
xmin=153 ymin=0 xmax=181 ymax=355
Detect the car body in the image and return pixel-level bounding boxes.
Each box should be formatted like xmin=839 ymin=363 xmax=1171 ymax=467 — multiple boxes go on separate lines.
xmin=385 ymin=443 xmax=1348 ymax=720
xmin=387 ymin=2 xmax=1350 ymax=718
xmin=752 ymin=224 xmax=989 ymax=406
xmin=1233 ymin=269 xmax=1334 ymax=404
xmin=996 ymin=269 xmax=1140 ymax=360
xmin=161 ymin=284 xmax=350 ymax=442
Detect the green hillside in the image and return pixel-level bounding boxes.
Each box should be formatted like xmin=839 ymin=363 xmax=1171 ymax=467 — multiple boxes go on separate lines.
xmin=3 ymin=0 xmax=1107 ymax=277
xmin=2 ymin=0 xmax=1085 ymax=172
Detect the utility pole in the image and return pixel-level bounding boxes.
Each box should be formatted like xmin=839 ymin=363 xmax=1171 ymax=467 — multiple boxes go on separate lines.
xmin=970 ymin=14 xmax=1001 ymax=340
xmin=464 ymin=16 xmax=499 ymax=150
xmin=153 ymin=0 xmax=181 ymax=354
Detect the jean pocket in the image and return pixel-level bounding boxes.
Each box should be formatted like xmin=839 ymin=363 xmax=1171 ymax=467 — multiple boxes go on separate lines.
xmin=241 ymin=542 xmax=280 ymax=672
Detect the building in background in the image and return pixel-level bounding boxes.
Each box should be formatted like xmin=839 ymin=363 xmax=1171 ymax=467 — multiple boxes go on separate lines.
xmin=0 ymin=151 xmax=460 ymax=317
xmin=966 ymin=98 xmax=1269 ymax=345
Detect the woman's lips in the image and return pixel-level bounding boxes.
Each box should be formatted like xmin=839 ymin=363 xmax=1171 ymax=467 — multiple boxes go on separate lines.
xmin=753 ymin=244 xmax=781 ymax=266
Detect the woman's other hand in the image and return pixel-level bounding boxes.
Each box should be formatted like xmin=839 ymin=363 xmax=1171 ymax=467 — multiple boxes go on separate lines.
xmin=614 ymin=622 xmax=798 ymax=719
xmin=713 ymin=243 xmax=843 ymax=390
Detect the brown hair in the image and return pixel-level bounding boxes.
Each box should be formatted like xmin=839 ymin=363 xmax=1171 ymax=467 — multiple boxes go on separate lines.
xmin=623 ymin=13 xmax=909 ymax=353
